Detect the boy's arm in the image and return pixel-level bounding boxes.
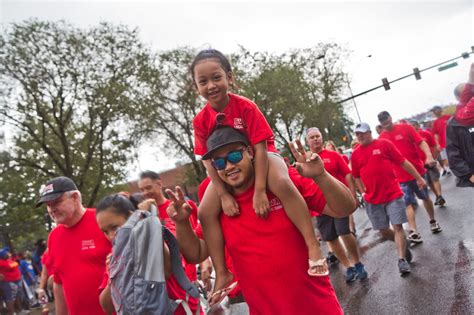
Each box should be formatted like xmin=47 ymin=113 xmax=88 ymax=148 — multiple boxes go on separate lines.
xmin=166 ymin=188 xmax=209 ymax=264
xmin=289 ymin=140 xmax=356 ymax=218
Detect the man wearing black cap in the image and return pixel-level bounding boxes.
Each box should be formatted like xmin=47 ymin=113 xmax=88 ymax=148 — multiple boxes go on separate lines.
xmin=378 ymin=111 xmax=442 ymax=246
xmin=168 ymin=126 xmax=356 ymax=314
xmin=36 ymin=177 xmax=110 ymax=315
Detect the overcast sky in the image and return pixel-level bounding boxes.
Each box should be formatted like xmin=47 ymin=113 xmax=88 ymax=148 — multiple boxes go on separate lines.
xmin=1 ymin=0 xmax=473 ymax=179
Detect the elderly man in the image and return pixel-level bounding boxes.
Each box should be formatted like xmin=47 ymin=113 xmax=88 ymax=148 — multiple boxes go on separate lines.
xmin=351 ymin=123 xmax=417 ymax=275
xmin=168 ymin=126 xmax=357 ymax=314
xmin=306 ymin=127 xmax=367 ymax=283
xmin=378 ymin=111 xmax=442 ymax=246
xmin=36 ymin=177 xmax=111 ymax=315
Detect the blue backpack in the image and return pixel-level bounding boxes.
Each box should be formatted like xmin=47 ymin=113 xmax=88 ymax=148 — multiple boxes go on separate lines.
xmin=109 ymin=206 xmax=200 ymax=314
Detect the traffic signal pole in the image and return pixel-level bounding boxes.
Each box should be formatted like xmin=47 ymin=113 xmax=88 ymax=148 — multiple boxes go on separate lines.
xmin=339 ymin=47 xmax=474 ymax=105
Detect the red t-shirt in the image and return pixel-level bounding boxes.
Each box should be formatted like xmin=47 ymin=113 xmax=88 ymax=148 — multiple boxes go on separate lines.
xmin=318 ymin=149 xmax=351 ymax=185
xmin=340 ymin=153 xmax=350 ymax=165
xmin=193 ymin=93 xmax=276 ymax=155
xmin=41 ymin=250 xmax=54 ymax=277
xmin=0 ymin=258 xmax=21 ymax=282
xmin=417 ymin=129 xmax=437 ymax=160
xmin=432 ymin=114 xmax=452 ymax=149
xmin=379 ymin=123 xmax=426 ymax=182
xmin=48 ymin=209 xmax=111 ymax=315
xmin=157 ymin=200 xmax=201 ymax=315
xmin=351 ymin=139 xmax=405 ymax=204
xmin=220 ymin=185 xmax=341 ymax=315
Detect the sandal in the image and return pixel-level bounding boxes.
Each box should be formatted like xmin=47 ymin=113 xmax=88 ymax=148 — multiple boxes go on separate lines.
xmin=308 ymin=258 xmax=329 ymax=276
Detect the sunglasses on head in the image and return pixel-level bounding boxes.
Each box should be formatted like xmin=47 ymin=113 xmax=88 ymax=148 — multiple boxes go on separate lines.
xmin=211 ymin=147 xmax=247 ymax=170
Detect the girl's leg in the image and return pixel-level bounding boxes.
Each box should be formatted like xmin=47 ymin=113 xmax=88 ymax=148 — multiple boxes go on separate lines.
xmin=267 ymin=154 xmax=327 ymax=275
xmin=198 ymin=182 xmax=234 ymax=299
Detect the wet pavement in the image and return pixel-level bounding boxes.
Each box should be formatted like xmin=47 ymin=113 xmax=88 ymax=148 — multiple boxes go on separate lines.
xmin=328 ymin=175 xmax=474 ymax=314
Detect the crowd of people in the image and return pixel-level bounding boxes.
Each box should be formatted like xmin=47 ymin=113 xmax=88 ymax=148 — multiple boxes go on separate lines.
xmin=0 ymin=50 xmax=472 ymax=315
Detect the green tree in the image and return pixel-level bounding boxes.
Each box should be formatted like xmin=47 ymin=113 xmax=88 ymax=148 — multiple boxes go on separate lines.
xmin=135 ymin=47 xmax=207 ymax=183
xmin=0 ymin=20 xmax=154 ymax=246
xmin=233 ymin=44 xmax=352 ymax=150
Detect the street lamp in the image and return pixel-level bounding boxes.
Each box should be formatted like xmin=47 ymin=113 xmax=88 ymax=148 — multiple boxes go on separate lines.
xmin=346 ymin=74 xmax=362 ymax=123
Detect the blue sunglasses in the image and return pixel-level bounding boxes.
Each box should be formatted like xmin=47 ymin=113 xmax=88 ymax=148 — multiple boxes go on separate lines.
xmin=211 ymin=148 xmax=247 ymax=170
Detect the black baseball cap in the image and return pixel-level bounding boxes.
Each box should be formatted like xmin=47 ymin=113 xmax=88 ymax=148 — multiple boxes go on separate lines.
xmin=202 ymin=127 xmax=250 ymax=160
xmin=377 ymin=111 xmax=391 ymax=122
xmin=36 ymin=176 xmax=78 ymax=207
xmin=431 ymin=105 xmax=442 ymax=112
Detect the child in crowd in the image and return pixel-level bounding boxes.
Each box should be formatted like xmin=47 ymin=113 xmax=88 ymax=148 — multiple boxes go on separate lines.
xmin=454 ymin=62 xmax=474 ymax=126
xmin=191 ymin=49 xmax=327 ymax=302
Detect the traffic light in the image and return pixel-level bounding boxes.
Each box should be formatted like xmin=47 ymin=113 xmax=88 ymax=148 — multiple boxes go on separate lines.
xmin=382 ymin=78 xmax=390 ymax=90
xmin=413 ymin=68 xmax=421 ymax=80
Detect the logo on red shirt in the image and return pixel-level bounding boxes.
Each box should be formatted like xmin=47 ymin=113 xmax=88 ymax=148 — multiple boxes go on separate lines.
xmin=322 ymin=158 xmax=331 ymax=164
xmin=372 ymin=149 xmax=381 ymax=155
xmin=395 ymin=135 xmax=403 ymax=140
xmin=269 ymin=197 xmax=283 ymax=212
xmin=233 ymin=118 xmax=245 ymax=129
xmin=81 ymin=239 xmax=96 ymax=250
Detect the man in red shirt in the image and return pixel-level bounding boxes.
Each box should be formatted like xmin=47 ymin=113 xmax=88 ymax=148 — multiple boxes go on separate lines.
xmin=138 ymin=171 xmax=202 ymax=315
xmin=351 ymin=123 xmax=420 ymax=275
xmin=306 ymin=127 xmax=367 ymax=283
xmin=169 ymin=126 xmax=357 ymax=314
xmin=378 ymin=111 xmax=442 ymax=246
xmin=410 ymin=120 xmax=446 ymax=207
xmin=36 ymin=177 xmax=111 ymax=315
xmin=431 ymin=105 xmax=452 ymax=175
xmin=0 ymin=247 xmax=22 ymax=315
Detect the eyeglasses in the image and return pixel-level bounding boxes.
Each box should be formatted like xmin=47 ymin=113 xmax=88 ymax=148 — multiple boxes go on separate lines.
xmin=211 ymin=148 xmax=247 ymax=170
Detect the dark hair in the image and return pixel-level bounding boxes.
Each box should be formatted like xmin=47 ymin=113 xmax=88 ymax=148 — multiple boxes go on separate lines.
xmin=190 ymin=49 xmax=233 ymax=82
xmin=377 ymin=111 xmax=391 ymax=122
xmin=96 ymin=194 xmax=135 ymax=219
xmin=139 ymin=170 xmax=161 ymax=181
xmin=129 ymin=192 xmax=145 ymax=209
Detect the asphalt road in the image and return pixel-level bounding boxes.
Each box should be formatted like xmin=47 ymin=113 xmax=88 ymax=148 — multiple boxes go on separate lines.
xmin=328 ymin=175 xmax=474 ymax=315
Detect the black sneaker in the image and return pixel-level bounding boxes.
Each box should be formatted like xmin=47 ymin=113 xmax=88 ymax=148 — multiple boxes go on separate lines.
xmin=326 ymin=252 xmax=339 ymax=267
xmin=407 ymin=231 xmax=423 ymax=245
xmin=398 ymin=259 xmax=411 ymax=276
xmin=437 ymin=196 xmax=446 ymax=207
xmin=434 ymin=196 xmax=440 ymax=206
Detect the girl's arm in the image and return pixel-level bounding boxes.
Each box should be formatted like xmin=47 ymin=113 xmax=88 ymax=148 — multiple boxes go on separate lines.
xmin=252 ymin=141 xmax=270 ymax=216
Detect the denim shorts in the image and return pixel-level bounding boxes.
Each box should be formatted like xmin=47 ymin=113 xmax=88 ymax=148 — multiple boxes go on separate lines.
xmin=0 ymin=280 xmax=21 ymax=302
xmin=400 ymin=178 xmax=429 ymax=206
xmin=365 ymin=197 xmax=407 ymax=230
